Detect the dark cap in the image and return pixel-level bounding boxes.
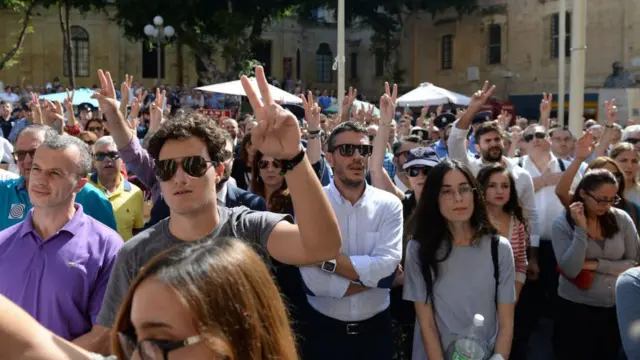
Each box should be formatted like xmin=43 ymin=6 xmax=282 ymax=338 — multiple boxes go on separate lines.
xmin=434 ymin=113 xmax=456 ymax=128
xmin=403 ymin=147 xmax=441 ymax=170
xmin=472 ymin=111 xmax=493 ymax=125
xmin=77 ymin=102 xmax=95 ymax=111
xmin=411 ymin=127 xmax=430 ymax=141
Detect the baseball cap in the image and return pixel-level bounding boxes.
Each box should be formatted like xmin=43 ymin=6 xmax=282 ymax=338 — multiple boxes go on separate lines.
xmin=403 ymin=147 xmax=441 ymax=170
xmin=472 ymin=110 xmax=493 ymax=125
xmin=434 ymin=113 xmax=456 ymax=128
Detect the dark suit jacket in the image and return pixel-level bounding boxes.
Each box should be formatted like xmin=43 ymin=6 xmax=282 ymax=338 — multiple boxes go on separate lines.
xmin=145 ymin=183 xmax=266 ymax=228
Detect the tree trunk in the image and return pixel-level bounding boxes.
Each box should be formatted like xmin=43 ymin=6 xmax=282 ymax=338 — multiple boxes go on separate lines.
xmin=176 ymin=40 xmax=184 ymax=85
xmin=59 ymin=1 xmax=75 ymax=89
xmin=0 ymin=1 xmax=37 ymax=71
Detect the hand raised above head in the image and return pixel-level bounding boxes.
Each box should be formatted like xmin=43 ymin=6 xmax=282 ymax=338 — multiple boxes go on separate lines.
xmin=241 ymin=66 xmax=301 ymax=160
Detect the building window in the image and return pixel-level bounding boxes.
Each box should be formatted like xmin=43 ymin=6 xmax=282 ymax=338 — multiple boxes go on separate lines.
xmin=551 ymin=12 xmax=571 ymax=59
xmin=63 ymin=26 xmax=89 ymax=77
xmin=142 ymin=42 xmax=165 ymax=79
xmin=375 ymin=50 xmax=385 ymax=77
xmin=316 ymin=43 xmax=332 ymax=83
xmin=441 ymin=35 xmax=453 ymax=70
xmin=488 ymin=24 xmax=501 ymax=65
xmin=350 ymin=52 xmax=358 ymax=79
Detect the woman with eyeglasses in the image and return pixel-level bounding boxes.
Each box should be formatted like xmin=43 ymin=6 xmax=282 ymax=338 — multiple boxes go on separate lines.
xmin=556 ymin=135 xmax=640 ymax=231
xmin=403 ymin=159 xmax=515 ymax=360
xmin=551 ymin=168 xmax=639 ymax=360
xmin=477 ymin=164 xmax=529 ymax=301
xmin=0 ymin=237 xmax=298 ymax=360
xmin=86 ymin=119 xmax=106 ymax=139
xmin=610 ymin=142 xmax=640 ymax=206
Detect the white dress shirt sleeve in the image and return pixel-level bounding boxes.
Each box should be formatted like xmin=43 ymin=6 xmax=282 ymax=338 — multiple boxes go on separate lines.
xmin=518 ymin=170 xmax=540 ymax=247
xmin=447 ymin=121 xmax=473 ymax=169
xmin=299 ymin=266 xmax=350 ymax=298
xmin=350 ymin=199 xmax=403 ymax=288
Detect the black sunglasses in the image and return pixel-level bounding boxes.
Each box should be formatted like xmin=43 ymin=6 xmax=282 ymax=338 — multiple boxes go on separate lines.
xmin=626 ymin=138 xmax=640 ymax=144
xmin=258 ymin=159 xmax=282 ymax=169
xmin=118 ymin=332 xmax=202 ymax=360
xmin=332 ymin=144 xmax=373 ymax=157
xmin=407 ymin=166 xmax=431 ymax=177
xmin=394 ymin=150 xmax=410 ymax=158
xmin=94 ymin=151 xmax=120 ymax=161
xmin=154 ymin=156 xmax=215 ymax=182
xmin=13 ymin=149 xmax=36 ymax=161
xmin=523 ymin=132 xmax=547 ymax=142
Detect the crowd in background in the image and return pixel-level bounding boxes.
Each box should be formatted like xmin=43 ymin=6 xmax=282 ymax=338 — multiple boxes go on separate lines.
xmin=1 ymin=66 xmax=640 ymax=360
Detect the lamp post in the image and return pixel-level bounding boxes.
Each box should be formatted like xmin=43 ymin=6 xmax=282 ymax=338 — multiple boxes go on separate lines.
xmin=144 ymin=16 xmax=175 ymax=86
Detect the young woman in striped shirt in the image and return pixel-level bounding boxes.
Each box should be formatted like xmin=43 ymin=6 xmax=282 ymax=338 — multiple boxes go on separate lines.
xmin=477 ymin=164 xmax=529 ymax=301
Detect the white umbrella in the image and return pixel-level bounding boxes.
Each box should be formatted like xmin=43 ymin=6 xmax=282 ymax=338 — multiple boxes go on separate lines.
xmin=196 ymin=78 xmax=302 ymax=104
xmin=397 ymin=82 xmax=471 ymax=107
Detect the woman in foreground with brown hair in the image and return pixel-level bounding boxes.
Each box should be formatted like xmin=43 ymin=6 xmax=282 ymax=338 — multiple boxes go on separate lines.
xmin=0 ymin=237 xmax=298 ymax=360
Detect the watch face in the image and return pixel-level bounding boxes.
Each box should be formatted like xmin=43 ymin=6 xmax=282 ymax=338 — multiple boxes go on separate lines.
xmin=322 ymin=261 xmax=336 ymax=272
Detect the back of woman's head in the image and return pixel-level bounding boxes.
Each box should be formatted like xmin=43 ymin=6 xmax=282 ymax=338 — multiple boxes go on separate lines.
xmin=408 ymin=159 xmax=494 ymax=301
xmin=240 ymin=133 xmax=253 ymax=165
xmin=112 ymin=237 xmax=297 ymax=360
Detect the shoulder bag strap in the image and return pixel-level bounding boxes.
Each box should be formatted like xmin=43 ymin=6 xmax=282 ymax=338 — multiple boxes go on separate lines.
xmin=491 ymin=235 xmax=500 ymax=306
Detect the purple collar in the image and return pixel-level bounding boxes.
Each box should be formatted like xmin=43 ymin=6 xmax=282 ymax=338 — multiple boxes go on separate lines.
xmin=16 ymin=203 xmax=86 ymax=240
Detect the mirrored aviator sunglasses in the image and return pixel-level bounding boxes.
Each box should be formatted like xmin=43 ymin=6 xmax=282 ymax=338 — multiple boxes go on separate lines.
xmin=335 ymin=144 xmax=373 ymax=157
xmin=154 ymin=156 xmax=214 ymax=181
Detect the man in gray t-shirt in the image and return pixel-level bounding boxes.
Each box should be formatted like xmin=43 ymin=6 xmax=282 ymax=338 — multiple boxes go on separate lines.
xmin=96 ymin=206 xmax=288 ymax=328
xmin=82 ymin=67 xmax=342 ymax=355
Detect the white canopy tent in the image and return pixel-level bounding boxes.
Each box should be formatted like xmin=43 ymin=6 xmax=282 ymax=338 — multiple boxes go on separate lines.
xmin=196 ymin=78 xmax=302 ymax=105
xmin=397 ymin=82 xmax=471 ymax=107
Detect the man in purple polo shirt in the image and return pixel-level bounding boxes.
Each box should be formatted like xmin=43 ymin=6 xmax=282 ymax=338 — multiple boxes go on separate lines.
xmin=0 ymin=134 xmax=123 ymax=344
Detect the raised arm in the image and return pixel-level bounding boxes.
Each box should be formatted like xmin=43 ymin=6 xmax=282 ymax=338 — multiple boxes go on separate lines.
xmin=241 ymin=66 xmax=341 ymax=265
xmin=594 ymin=99 xmax=617 ymax=157
xmin=551 ymin=206 xmax=591 ymax=278
xmin=539 ymin=93 xmax=552 ymax=130
xmin=301 ymin=91 xmax=322 ymax=164
xmin=370 ymin=82 xmax=405 ymax=200
xmin=555 ymin=134 xmax=593 ymax=209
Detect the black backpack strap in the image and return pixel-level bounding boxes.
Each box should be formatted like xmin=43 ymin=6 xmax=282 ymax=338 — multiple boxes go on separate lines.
xmin=491 ymin=235 xmax=500 ymax=306
xmin=558 ymin=158 xmax=566 ymax=172
xmin=518 ymin=156 xmax=523 ymax=168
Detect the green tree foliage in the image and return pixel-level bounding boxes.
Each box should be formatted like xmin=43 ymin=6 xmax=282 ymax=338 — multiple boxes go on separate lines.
xmin=111 ymin=0 xmax=298 ymax=84
xmin=0 ymin=0 xmax=37 ymax=71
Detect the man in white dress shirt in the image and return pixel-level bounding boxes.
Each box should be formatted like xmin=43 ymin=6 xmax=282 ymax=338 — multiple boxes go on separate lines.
xmin=300 ymin=121 xmax=403 ymax=360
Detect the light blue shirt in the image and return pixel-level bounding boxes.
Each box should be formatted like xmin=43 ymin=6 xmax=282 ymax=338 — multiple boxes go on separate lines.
xmin=299 ymin=182 xmax=403 ymax=321
xmin=0 ymin=177 xmax=118 ymax=231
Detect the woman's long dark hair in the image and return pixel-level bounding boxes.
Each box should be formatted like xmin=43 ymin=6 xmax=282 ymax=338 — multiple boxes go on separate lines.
xmin=566 ymin=168 xmax=620 ymax=239
xmin=239 ymin=133 xmax=254 ymax=169
xmin=476 ymin=164 xmax=529 ymax=236
xmin=407 ymin=159 xmax=496 ymax=303
xmin=251 ymin=150 xmax=292 ymax=214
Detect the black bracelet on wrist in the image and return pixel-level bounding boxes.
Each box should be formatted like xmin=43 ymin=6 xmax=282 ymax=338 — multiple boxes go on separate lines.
xmin=605 ymin=124 xmax=616 ymax=129
xmin=279 ymin=149 xmax=306 ymax=176
xmin=308 ymin=129 xmax=321 ymax=135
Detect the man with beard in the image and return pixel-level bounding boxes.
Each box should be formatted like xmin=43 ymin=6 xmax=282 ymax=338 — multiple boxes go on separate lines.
xmin=447 ymin=81 xmax=540 ymax=278
xmin=300 ymin=119 xmax=403 ymax=360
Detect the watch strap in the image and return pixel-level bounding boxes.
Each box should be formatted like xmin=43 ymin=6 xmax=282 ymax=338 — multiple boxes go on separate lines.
xmin=279 ymin=149 xmax=305 ymax=176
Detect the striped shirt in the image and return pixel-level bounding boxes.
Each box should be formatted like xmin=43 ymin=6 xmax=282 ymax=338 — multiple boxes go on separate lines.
xmin=509 ymin=217 xmax=529 ymax=283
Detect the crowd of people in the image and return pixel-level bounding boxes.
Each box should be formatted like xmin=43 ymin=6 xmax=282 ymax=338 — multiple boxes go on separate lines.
xmin=0 ymin=65 xmax=640 ymax=360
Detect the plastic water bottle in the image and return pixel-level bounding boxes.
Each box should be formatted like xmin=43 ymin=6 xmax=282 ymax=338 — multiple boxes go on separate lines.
xmin=448 ymin=314 xmax=488 ymax=360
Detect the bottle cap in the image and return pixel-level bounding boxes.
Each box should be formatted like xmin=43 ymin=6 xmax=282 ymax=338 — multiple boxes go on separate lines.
xmin=473 ymin=314 xmax=485 ymax=327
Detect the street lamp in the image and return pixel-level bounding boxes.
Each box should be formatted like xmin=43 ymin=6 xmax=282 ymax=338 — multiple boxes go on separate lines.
xmin=144 ymin=16 xmax=175 ymax=86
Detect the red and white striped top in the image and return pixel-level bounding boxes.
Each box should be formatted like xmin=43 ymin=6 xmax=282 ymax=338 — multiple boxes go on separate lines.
xmin=509 ymin=217 xmax=529 ymax=283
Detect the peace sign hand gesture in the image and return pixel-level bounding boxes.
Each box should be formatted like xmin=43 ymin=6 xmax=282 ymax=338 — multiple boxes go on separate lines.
xmin=29 ymin=92 xmax=42 ymax=125
xmin=149 ymin=88 xmax=166 ymax=133
xmin=301 ymin=91 xmax=321 ymax=131
xmin=241 ymin=66 xmax=301 ymax=160
xmin=379 ymin=81 xmax=398 ymax=126
xmin=469 ymin=80 xmax=496 ymax=111
xmin=119 ymin=74 xmax=133 ymax=115
xmin=575 ymin=133 xmax=595 ymax=160
xmin=605 ymin=98 xmax=617 ymax=125
xmin=91 ymin=69 xmax=120 ymax=119
xmin=540 ymin=92 xmax=552 ymax=118
xmin=42 ymin=99 xmax=64 ymax=128
xmin=64 ymin=89 xmax=77 ymax=126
